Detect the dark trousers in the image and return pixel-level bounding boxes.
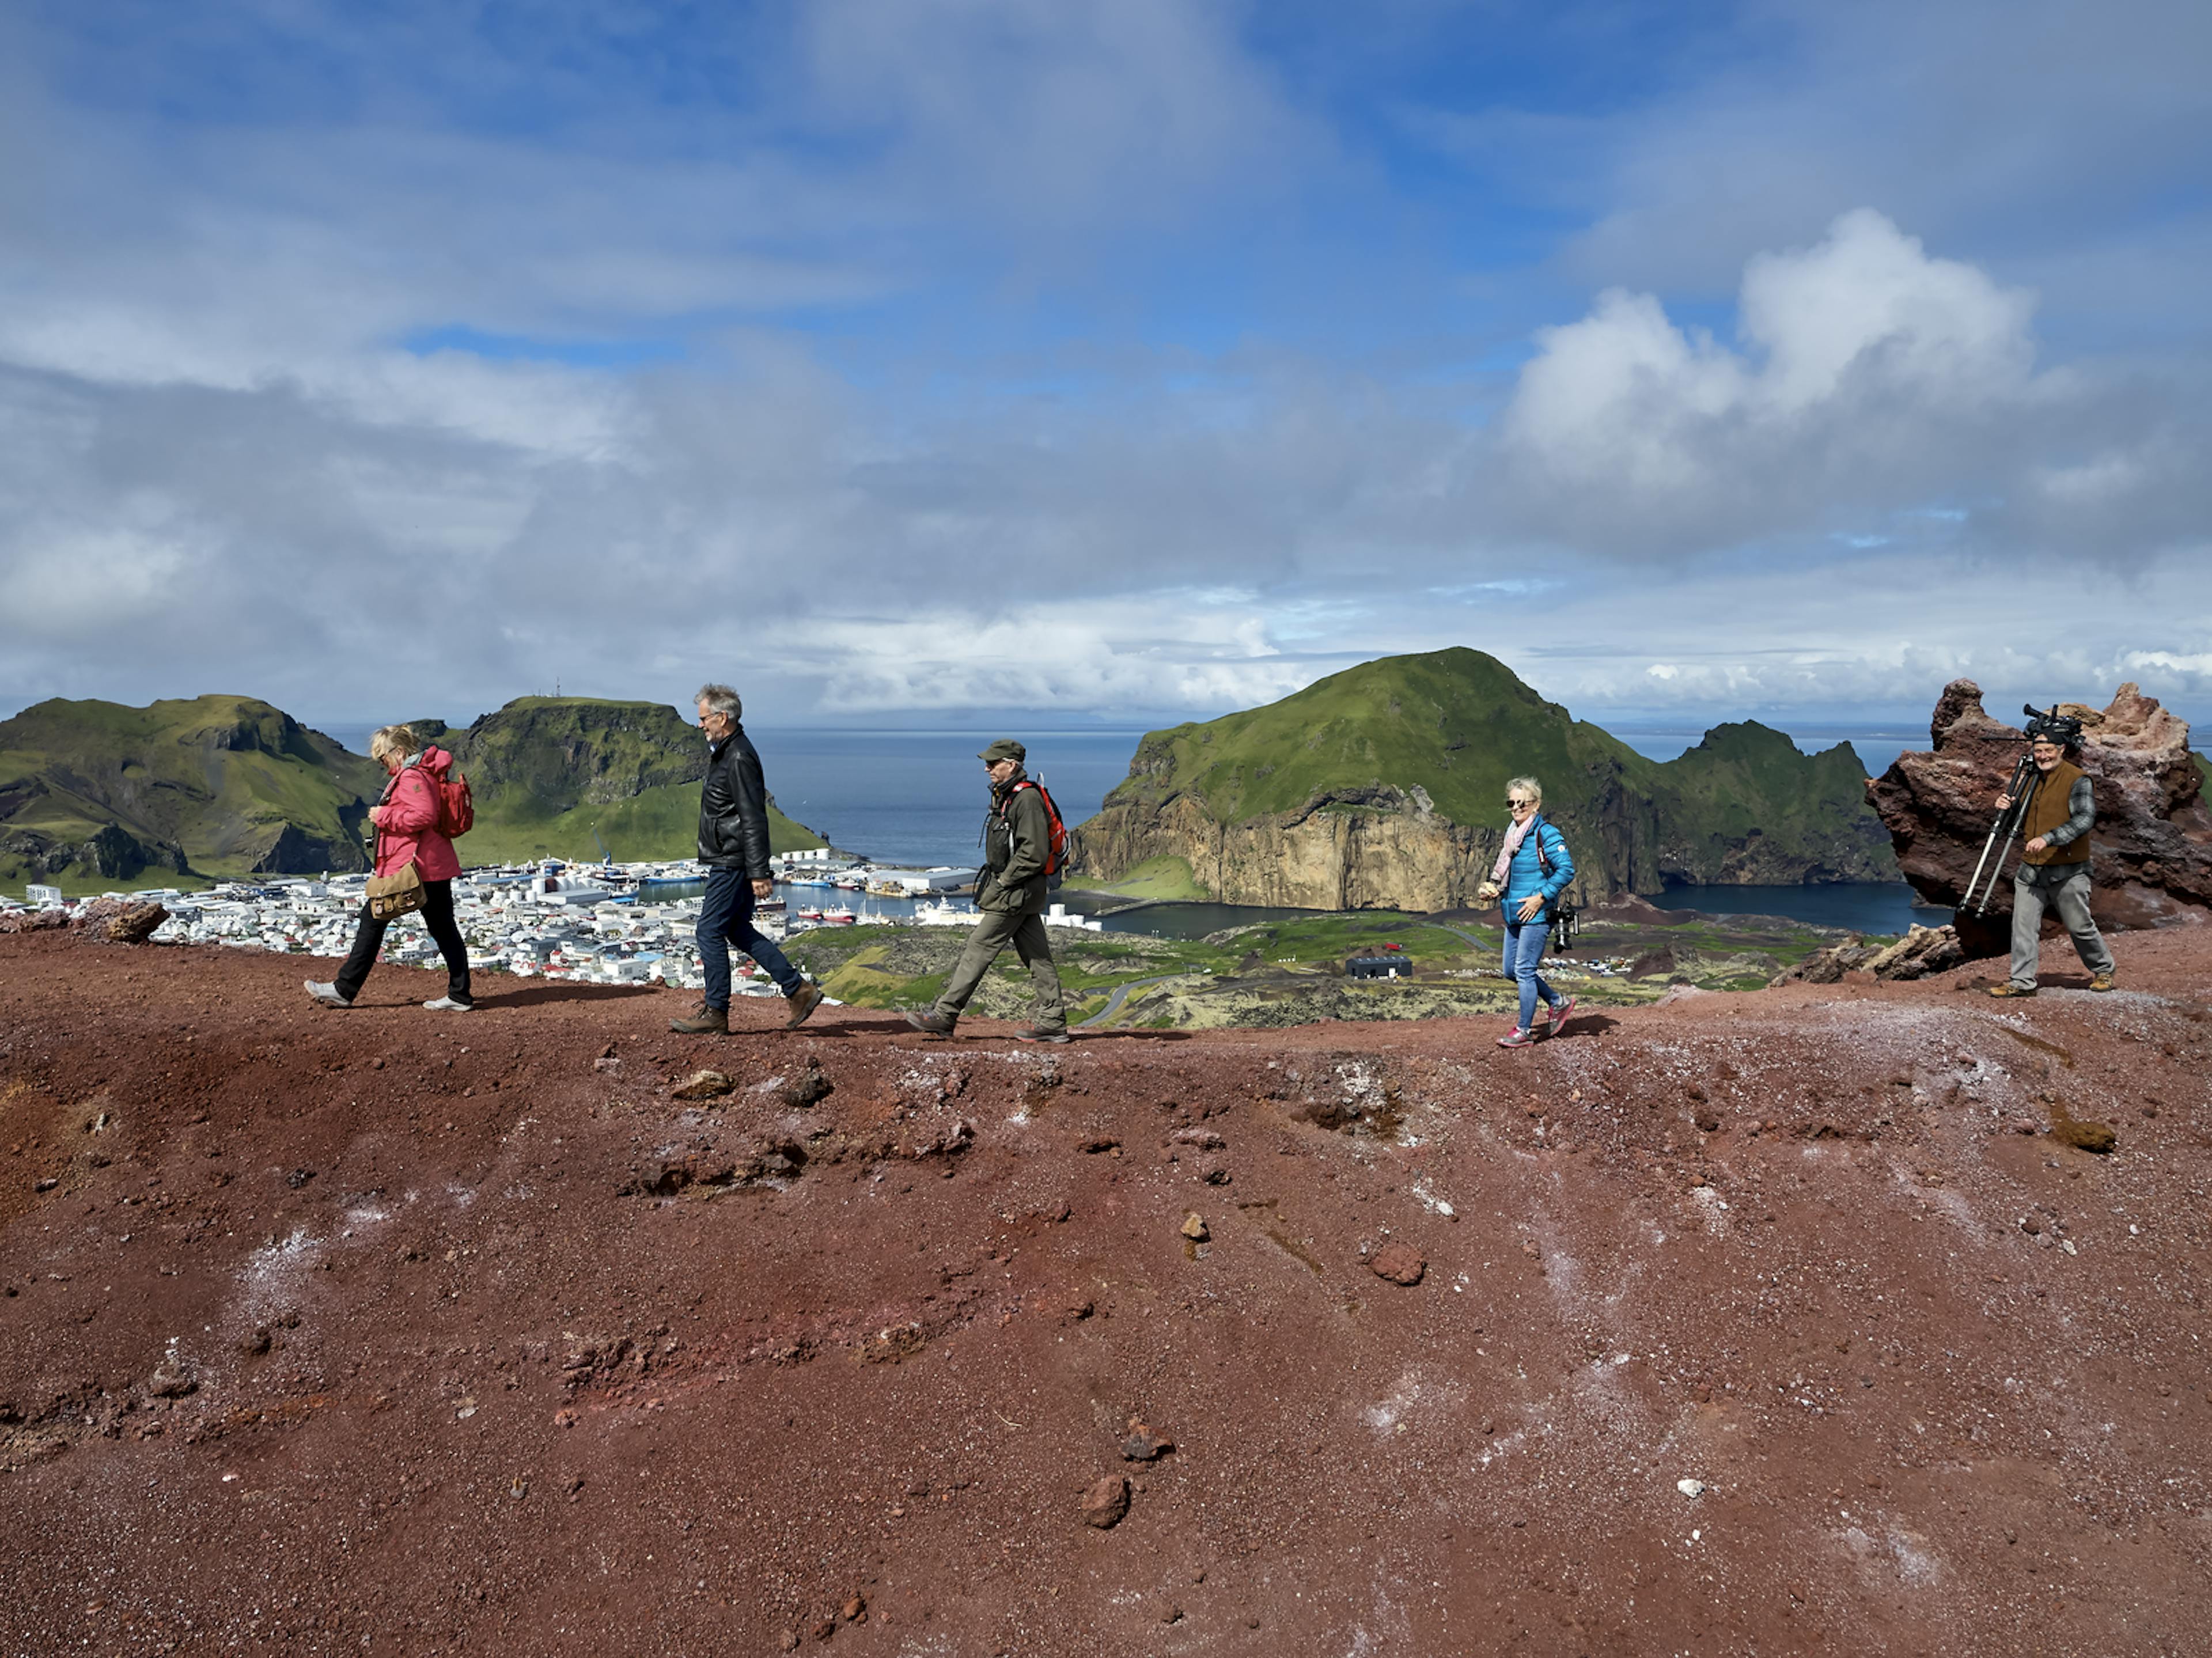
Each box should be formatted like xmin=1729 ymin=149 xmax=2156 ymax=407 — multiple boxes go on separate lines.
xmin=698 ymin=866 xmax=802 ymax=1009
xmin=336 ymin=879 xmax=472 ymax=1004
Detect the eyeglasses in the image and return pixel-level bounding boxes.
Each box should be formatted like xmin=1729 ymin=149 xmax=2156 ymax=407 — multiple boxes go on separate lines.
xmin=1505 ymin=797 xmax=1533 ymax=808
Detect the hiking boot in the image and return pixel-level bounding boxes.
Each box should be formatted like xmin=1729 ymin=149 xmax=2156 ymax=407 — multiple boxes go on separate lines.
xmin=671 ymin=1005 xmax=730 ymax=1034
xmin=1496 ymin=1027 xmax=1537 ymax=1049
xmin=904 ymin=1010 xmax=956 ymax=1037
xmin=1988 ymin=982 xmax=2037 ymax=998
xmin=1016 ymin=1026 xmax=1070 ymax=1044
xmin=1548 ymin=995 xmax=1578 ymax=1038
xmin=304 ymin=979 xmax=352 ymax=1009
xmin=2089 ymin=972 xmax=2115 ymax=992
xmin=784 ymin=982 xmax=824 ymax=1028
xmin=423 ymin=995 xmax=474 ymax=1012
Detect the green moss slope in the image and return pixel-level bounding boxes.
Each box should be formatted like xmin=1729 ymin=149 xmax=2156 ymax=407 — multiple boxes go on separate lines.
xmin=2 ymin=695 xmax=826 ymax=891
xmin=0 ymin=695 xmax=384 ymax=883
xmin=1077 ymin=648 xmax=1897 ymax=896
xmin=441 ymin=698 xmax=824 ymax=861
xmin=1108 ymin=647 xmax=1655 ymax=826
xmin=1649 ymin=722 xmax=1896 ymax=881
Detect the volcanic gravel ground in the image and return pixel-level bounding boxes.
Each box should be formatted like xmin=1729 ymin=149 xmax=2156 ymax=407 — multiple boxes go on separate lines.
xmin=3 ymin=930 xmax=2211 ymax=1655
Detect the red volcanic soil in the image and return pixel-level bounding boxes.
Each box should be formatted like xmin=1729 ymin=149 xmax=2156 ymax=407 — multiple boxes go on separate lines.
xmin=5 ymin=932 xmax=2211 ymax=1656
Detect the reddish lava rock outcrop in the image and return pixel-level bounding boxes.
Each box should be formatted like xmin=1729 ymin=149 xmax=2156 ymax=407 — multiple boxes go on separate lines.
xmin=1870 ymin=679 xmax=2212 ymax=957
xmin=5 ymin=929 xmax=2212 ymax=1653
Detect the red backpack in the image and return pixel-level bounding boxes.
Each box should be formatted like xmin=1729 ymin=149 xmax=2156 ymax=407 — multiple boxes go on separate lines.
xmin=412 ymin=752 xmax=475 ymax=838
xmin=1007 ymin=778 xmax=1067 ymax=879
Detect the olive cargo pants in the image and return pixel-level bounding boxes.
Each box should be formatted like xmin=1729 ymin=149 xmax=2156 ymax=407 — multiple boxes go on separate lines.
xmin=933 ymin=906 xmax=1067 ymax=1032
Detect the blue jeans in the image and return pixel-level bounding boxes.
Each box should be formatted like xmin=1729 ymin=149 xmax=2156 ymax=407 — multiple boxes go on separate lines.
xmin=697 ymin=867 xmax=802 ymax=1009
xmin=1501 ymin=917 xmax=1560 ymax=1032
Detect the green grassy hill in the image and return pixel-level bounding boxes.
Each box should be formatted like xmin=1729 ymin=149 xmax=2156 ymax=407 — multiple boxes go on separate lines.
xmin=0 ymin=695 xmax=384 ymax=887
xmin=1070 ymin=649 xmax=1896 ymax=903
xmin=1 ymin=695 xmax=824 ymax=892
xmin=1108 ymin=646 xmax=1649 ymax=828
xmin=1650 ymin=720 xmax=1895 ymax=883
xmin=430 ymin=698 xmax=823 ymax=863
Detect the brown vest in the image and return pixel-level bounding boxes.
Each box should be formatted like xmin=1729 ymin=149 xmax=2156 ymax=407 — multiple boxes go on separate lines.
xmin=2021 ymin=759 xmax=2092 ymax=866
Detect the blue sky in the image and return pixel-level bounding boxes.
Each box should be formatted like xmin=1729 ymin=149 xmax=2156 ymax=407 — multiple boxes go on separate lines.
xmin=2 ymin=0 xmax=2207 ymax=739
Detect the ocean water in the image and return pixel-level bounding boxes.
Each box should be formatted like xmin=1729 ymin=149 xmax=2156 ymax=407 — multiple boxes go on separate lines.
xmin=749 ymin=728 xmax=1148 ymax=868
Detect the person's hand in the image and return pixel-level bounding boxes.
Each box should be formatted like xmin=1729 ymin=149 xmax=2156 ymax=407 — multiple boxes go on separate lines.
xmin=1517 ymin=895 xmax=1543 ymax=922
xmin=368 ymin=805 xmax=385 ymax=827
xmin=1477 ymin=880 xmax=1501 ymax=903
xmin=2025 ymin=836 xmax=2049 ymax=854
xmin=1994 ymin=792 xmax=2013 ymax=811
xmin=751 ymin=878 xmax=774 ymax=899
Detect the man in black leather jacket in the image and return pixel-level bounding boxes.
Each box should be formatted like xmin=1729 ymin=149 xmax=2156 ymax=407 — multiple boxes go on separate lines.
xmin=673 ymin=683 xmax=821 ymax=1034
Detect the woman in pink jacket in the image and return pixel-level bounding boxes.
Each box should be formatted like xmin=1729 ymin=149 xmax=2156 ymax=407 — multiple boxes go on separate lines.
xmin=305 ymin=725 xmax=474 ymax=1011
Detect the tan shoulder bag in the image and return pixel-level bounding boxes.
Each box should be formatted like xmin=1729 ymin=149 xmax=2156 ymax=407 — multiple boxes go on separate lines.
xmin=364 ymin=769 xmax=429 ymax=921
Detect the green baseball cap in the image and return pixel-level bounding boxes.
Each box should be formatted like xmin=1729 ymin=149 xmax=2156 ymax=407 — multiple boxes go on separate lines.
xmin=978 ymin=738 xmax=1026 ymax=764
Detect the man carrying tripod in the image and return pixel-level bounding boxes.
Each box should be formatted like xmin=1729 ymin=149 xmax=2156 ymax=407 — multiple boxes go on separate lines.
xmin=1988 ymin=728 xmax=2115 ymax=998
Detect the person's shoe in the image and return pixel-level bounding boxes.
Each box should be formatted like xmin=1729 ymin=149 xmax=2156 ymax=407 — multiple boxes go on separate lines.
xmin=904 ymin=1010 xmax=956 ymax=1037
xmin=1016 ymin=1026 xmax=1070 ymax=1044
xmin=2089 ymin=972 xmax=2116 ymax=992
xmin=304 ymin=979 xmax=351 ymax=1009
xmin=1548 ymin=995 xmax=1578 ymax=1038
xmin=423 ymin=995 xmax=474 ymax=1012
xmin=784 ymin=982 xmax=824 ymax=1028
xmin=671 ymin=1005 xmax=730 ymax=1034
xmin=1497 ymin=1027 xmax=1537 ymax=1049
xmin=1988 ymin=982 xmax=2037 ymax=998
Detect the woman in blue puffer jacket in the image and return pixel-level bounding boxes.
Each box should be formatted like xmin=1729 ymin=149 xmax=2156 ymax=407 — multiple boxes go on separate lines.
xmin=1479 ymin=775 xmax=1577 ymax=1048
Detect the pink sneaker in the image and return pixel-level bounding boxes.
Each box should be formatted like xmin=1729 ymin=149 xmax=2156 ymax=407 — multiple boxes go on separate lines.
xmin=1548 ymin=995 xmax=1577 ymax=1038
xmin=1497 ymin=1027 xmax=1536 ymax=1049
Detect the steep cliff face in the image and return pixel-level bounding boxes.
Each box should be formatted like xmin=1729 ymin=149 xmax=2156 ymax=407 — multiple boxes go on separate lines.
xmin=0 ymin=695 xmax=381 ymax=882
xmin=437 ymin=699 xmax=826 ymax=863
xmin=1651 ymin=722 xmax=1897 ymax=884
xmin=1069 ymin=649 xmax=1895 ymax=909
xmin=444 ymin=698 xmax=711 ymax=813
xmin=0 ymin=695 xmax=828 ymax=887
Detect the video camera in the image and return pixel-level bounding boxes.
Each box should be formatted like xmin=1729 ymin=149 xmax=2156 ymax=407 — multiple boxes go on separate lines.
xmin=2020 ymin=704 xmax=2084 ymax=748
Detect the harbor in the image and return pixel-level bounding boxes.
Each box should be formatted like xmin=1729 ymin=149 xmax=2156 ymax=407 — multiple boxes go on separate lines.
xmin=0 ymin=850 xmax=1108 ymax=994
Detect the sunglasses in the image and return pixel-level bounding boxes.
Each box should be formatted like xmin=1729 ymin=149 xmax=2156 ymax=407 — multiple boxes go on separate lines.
xmin=1506 ymin=797 xmax=1533 ymax=808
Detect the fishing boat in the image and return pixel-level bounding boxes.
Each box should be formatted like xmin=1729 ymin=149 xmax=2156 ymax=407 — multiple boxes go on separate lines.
xmin=823 ymin=907 xmax=857 ymax=925
xmin=795 ymin=906 xmax=825 ymax=922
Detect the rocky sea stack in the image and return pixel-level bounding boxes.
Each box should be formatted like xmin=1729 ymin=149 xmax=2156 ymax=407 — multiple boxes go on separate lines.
xmin=1069 ymin=648 xmax=1895 ymax=910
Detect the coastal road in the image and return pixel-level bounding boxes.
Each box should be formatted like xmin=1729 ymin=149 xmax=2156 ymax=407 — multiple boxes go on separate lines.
xmin=1074 ymin=974 xmax=1189 ymax=1031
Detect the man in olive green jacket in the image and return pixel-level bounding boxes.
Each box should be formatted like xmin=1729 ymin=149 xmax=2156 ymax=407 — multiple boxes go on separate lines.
xmin=905 ymin=739 xmax=1069 ymax=1042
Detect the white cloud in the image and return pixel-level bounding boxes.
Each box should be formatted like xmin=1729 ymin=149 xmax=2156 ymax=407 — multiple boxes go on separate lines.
xmin=1502 ymin=210 xmax=2037 ymax=514
xmin=1491 ymin=209 xmax=2206 ymax=563
xmin=0 ymin=5 xmax=2206 ymax=740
